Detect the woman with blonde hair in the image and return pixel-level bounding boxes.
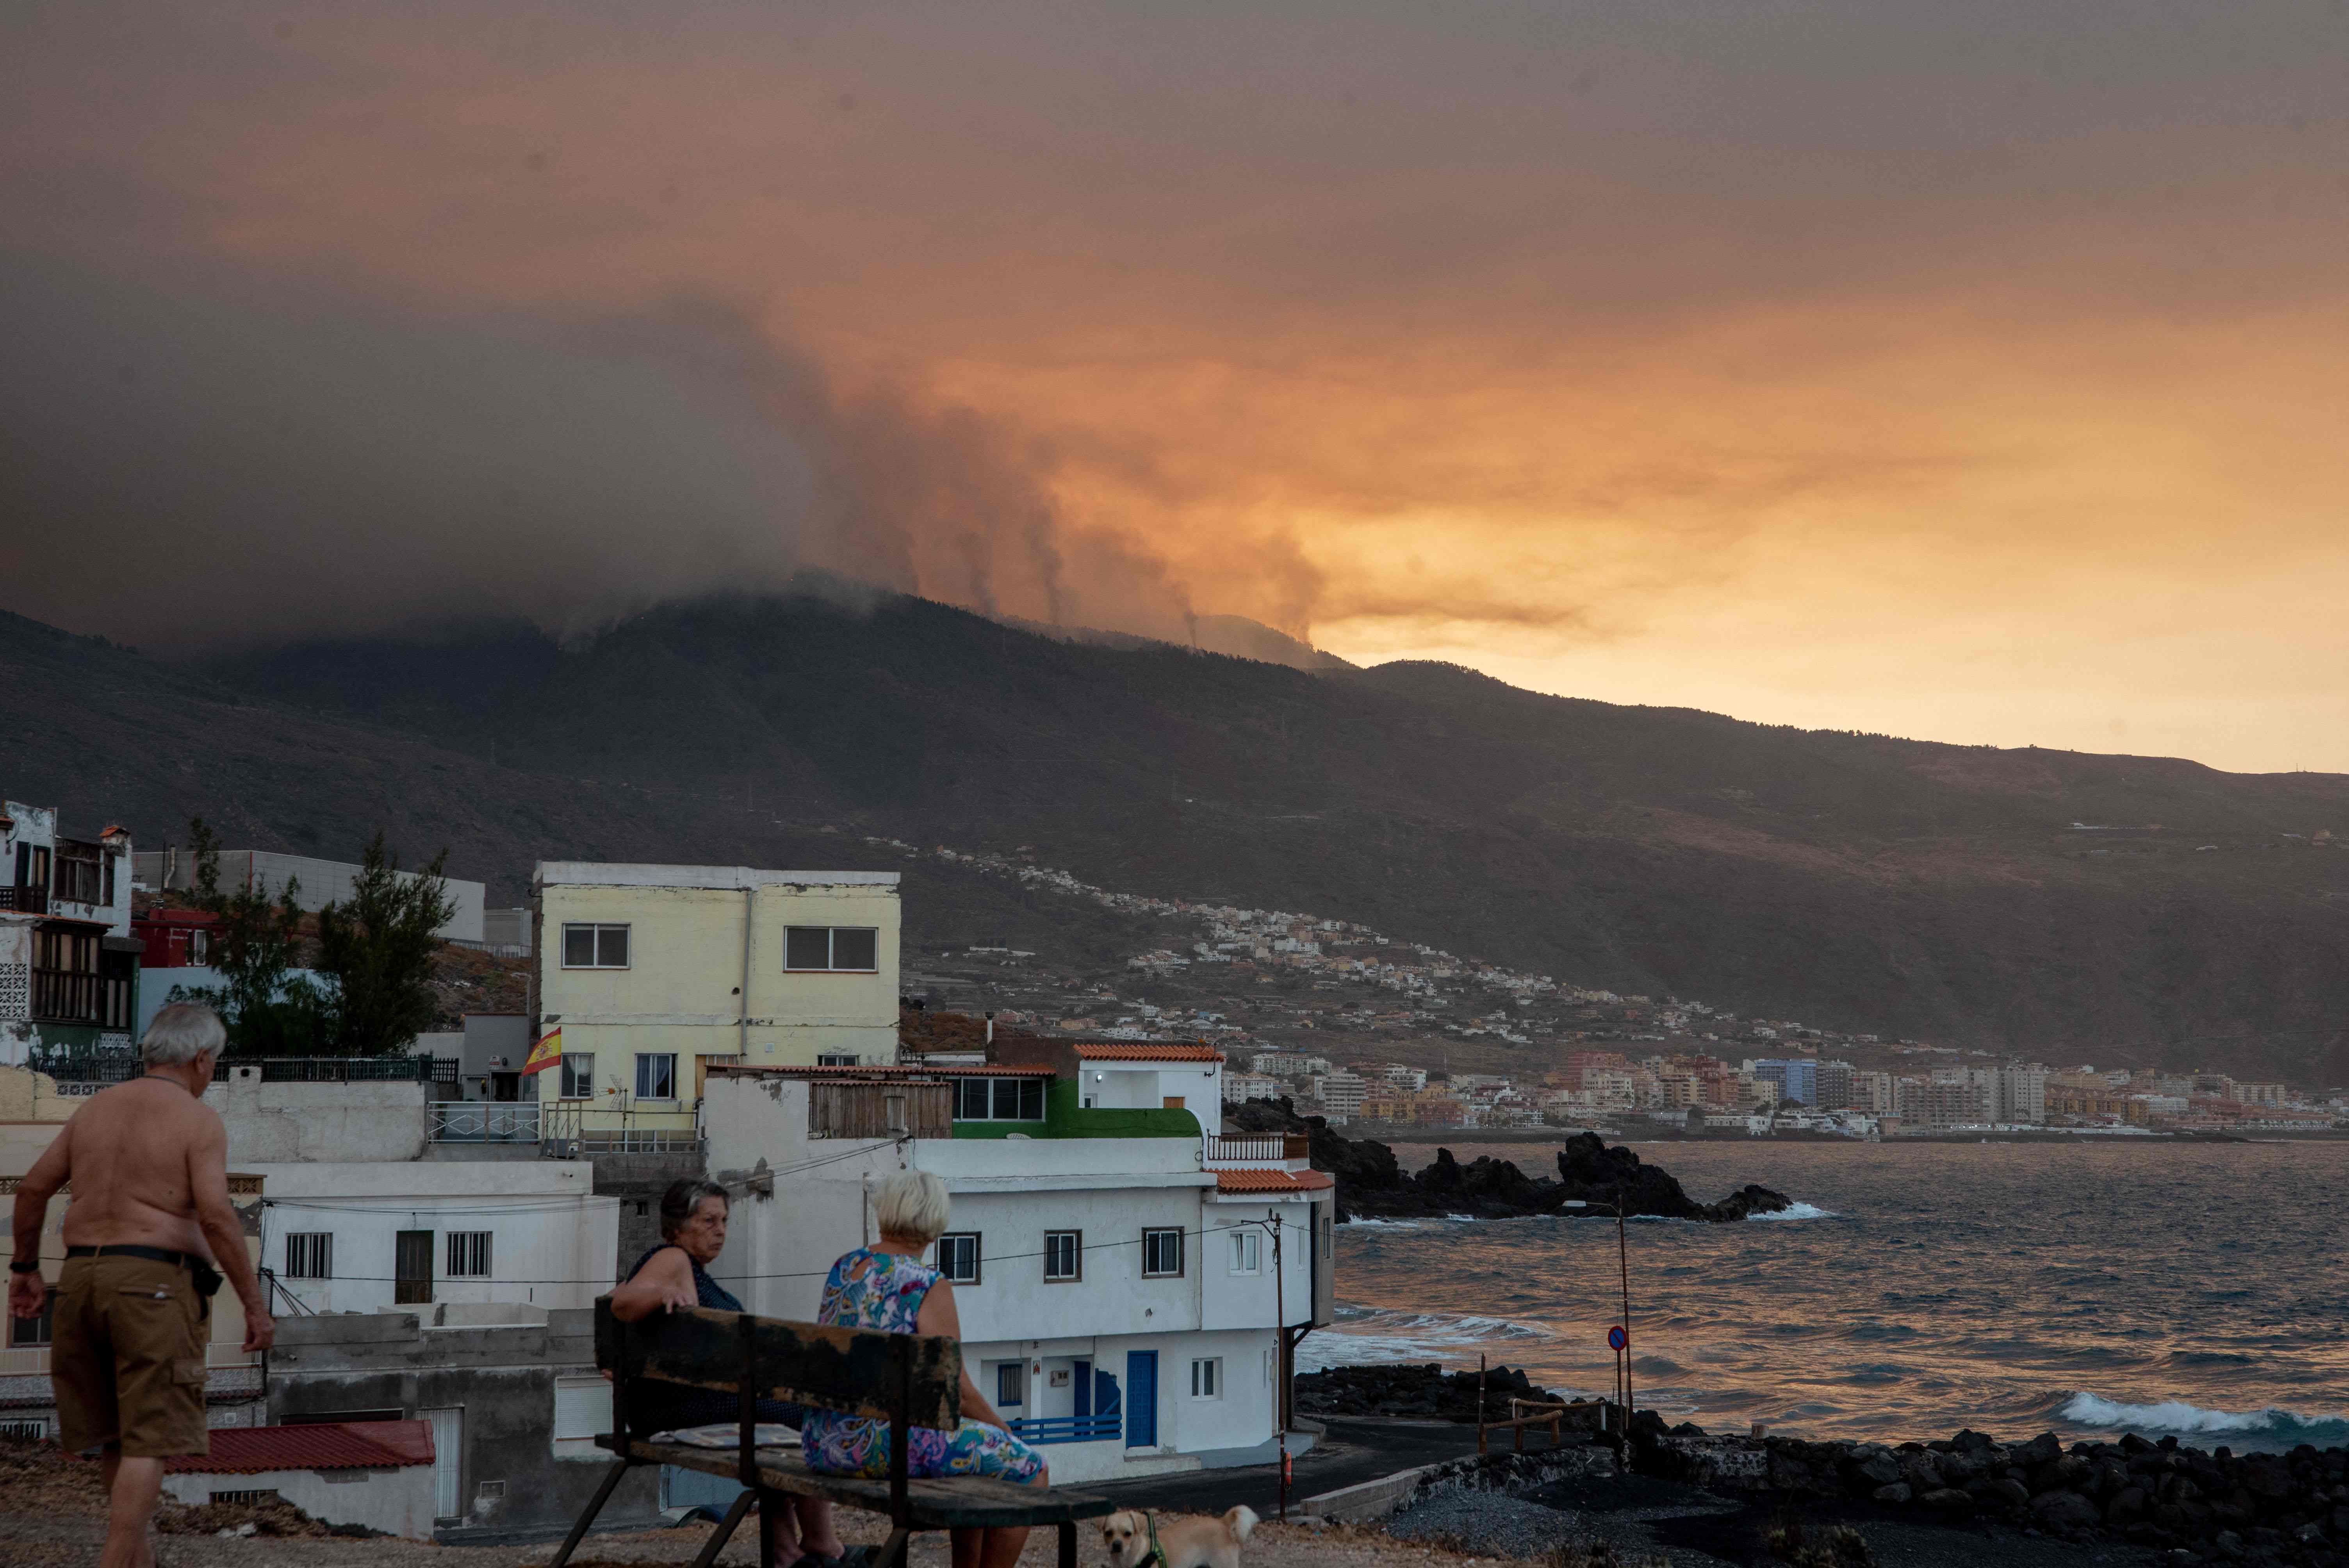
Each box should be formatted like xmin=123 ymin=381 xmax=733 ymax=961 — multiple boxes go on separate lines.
xmin=801 ymin=1170 xmax=1048 ymax=1568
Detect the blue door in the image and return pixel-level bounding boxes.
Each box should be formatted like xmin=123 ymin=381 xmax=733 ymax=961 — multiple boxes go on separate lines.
xmin=1073 ymin=1360 xmax=1093 ymax=1420
xmin=1125 ymin=1351 xmax=1158 ymax=1448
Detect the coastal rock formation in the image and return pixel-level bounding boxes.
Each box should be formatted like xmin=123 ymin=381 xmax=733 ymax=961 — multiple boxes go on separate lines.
xmin=1227 ymin=1101 xmax=1791 ymax=1222
xmin=1296 ymin=1363 xmax=1547 ymax=1422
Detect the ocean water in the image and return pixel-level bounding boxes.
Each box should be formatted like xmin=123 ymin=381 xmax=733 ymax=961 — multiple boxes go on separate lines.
xmin=1297 ymin=1139 xmax=2349 ymax=1454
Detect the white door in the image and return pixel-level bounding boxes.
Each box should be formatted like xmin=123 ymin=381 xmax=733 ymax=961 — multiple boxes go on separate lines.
xmin=424 ymin=1408 xmax=462 ymax=1518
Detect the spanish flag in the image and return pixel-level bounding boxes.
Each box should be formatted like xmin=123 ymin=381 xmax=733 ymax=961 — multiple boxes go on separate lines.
xmin=522 ymin=1025 xmax=563 ymax=1076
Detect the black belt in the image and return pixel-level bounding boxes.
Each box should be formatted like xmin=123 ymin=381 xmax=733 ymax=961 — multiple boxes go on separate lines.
xmin=66 ymin=1244 xmax=202 ymax=1270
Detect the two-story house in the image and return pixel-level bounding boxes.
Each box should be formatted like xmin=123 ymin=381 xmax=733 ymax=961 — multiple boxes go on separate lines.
xmin=531 ymin=862 xmax=901 ymax=1140
xmin=1 ymin=800 xmax=137 ymax=1067
xmin=697 ymin=1043 xmax=1335 ymax=1486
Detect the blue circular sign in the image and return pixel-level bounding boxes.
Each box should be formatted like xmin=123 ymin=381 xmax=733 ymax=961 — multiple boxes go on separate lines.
xmin=1607 ymin=1325 xmax=1629 ymax=1351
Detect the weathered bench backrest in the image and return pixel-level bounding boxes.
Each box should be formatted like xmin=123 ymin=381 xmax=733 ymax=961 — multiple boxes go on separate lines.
xmin=595 ymin=1299 xmax=962 ymax=1427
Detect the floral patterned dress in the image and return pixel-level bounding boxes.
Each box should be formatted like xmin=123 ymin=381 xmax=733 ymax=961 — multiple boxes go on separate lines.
xmin=799 ymin=1247 xmax=1046 ymax=1482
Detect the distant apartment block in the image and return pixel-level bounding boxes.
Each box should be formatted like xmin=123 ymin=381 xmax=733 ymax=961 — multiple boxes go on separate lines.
xmin=136 ymin=846 xmax=487 ymax=943
xmin=1309 ymin=1069 xmax=1368 ymax=1121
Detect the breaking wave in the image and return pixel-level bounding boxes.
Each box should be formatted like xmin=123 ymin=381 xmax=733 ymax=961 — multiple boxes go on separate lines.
xmin=2061 ymin=1393 xmax=2349 ymax=1448
xmin=1748 ymin=1201 xmax=1838 ymax=1221
xmin=1298 ymin=1305 xmax=1560 ymax=1374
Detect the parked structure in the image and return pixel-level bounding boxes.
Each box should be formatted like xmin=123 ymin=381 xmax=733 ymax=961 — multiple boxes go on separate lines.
xmin=0 ymin=801 xmax=137 ymax=1066
xmin=263 ymin=1307 xmax=661 ymax=1540
xmin=158 ymin=1421 xmax=440 ymax=1538
xmin=531 ymin=862 xmax=902 ymax=1143
xmin=134 ymin=846 xmax=486 ymax=943
xmin=698 ymin=1041 xmax=1332 ymax=1486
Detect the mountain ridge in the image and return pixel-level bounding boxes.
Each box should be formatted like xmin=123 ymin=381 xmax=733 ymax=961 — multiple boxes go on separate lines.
xmin=5 ymin=592 xmax=2345 ymax=1083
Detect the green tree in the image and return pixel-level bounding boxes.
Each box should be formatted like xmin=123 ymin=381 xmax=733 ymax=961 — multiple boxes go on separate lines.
xmin=171 ymin=816 xmax=336 ymax=1055
xmin=315 ymin=834 xmax=456 ymax=1057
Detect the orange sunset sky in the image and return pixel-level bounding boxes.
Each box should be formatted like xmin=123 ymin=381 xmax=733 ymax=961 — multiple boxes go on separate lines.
xmin=5 ymin=3 xmax=2347 ymax=772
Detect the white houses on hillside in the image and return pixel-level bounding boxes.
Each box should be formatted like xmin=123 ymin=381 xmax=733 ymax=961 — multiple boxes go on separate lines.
xmin=698 ymin=1041 xmax=1333 ymax=1484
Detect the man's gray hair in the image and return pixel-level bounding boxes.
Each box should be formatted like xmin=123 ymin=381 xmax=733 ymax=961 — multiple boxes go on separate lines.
xmin=142 ymin=1001 xmax=226 ymax=1067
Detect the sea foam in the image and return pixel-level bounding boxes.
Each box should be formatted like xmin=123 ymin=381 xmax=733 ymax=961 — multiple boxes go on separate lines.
xmin=2063 ymin=1392 xmax=2349 ymax=1447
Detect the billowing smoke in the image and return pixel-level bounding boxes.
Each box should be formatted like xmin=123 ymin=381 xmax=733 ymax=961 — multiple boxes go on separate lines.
xmin=0 ymin=249 xmax=1207 ymax=652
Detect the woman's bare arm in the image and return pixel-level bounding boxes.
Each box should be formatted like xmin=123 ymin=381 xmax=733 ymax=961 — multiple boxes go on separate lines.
xmin=915 ymin=1277 xmax=1009 ymax=1429
xmin=608 ymin=1246 xmax=699 ymax=1322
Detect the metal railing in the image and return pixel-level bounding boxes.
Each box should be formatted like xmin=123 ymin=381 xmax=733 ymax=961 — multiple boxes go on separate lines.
xmin=1204 ymin=1132 xmax=1312 ymax=1164
xmin=35 ymin=1054 xmax=458 ymax=1085
xmin=1007 ymin=1413 xmax=1122 ymax=1445
xmin=537 ymin=1101 xmax=704 ymax=1155
xmin=428 ymin=1101 xmax=542 ymax=1142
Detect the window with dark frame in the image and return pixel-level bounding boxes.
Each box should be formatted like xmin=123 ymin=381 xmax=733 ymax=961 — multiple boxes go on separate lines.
xmin=446 ymin=1231 xmax=492 ymax=1278
xmin=935 ymin=1233 xmax=981 ymax=1283
xmin=561 ymin=923 xmax=630 ymax=968
xmin=996 ymin=1362 xmax=1025 ymax=1407
xmin=284 ymin=1233 xmax=334 ymax=1280
xmin=1042 ymin=1230 xmax=1080 ymax=1282
xmin=1190 ymin=1358 xmax=1221 ymax=1398
xmin=783 ymin=926 xmax=880 ymax=972
xmin=1142 ymin=1228 xmax=1184 ymax=1278
xmin=952 ymin=1076 xmax=1046 ymax=1121
xmin=559 ymin=1053 xmax=595 ymax=1099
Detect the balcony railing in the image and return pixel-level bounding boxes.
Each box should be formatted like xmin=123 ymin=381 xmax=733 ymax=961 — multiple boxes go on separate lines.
xmin=1203 ymin=1132 xmax=1312 ymax=1165
xmin=1006 ymin=1413 xmax=1122 ymax=1445
xmin=429 ymin=1101 xmax=542 ymax=1142
xmin=0 ymin=886 xmax=48 ymax=914
xmin=538 ymin=1101 xmax=704 ymax=1155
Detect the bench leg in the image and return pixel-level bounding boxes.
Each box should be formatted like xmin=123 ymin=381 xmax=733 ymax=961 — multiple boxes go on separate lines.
xmin=546 ymin=1458 xmax=633 ymax=1568
xmin=690 ymin=1488 xmax=758 ymax=1568
xmin=759 ymin=1489 xmax=782 ymax=1567
xmin=873 ymin=1527 xmax=913 ymax=1568
xmin=1059 ymin=1520 xmax=1076 ymax=1568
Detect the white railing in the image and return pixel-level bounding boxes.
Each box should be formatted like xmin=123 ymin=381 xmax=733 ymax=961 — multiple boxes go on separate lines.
xmin=1203 ymin=1132 xmax=1313 ymax=1167
xmin=428 ymin=1101 xmax=542 ymax=1143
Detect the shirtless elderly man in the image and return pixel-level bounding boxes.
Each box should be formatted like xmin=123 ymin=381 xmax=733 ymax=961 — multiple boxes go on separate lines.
xmin=9 ymin=1001 xmax=273 ymax=1568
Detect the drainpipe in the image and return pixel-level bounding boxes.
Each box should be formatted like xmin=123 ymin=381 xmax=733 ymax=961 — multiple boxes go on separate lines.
xmin=739 ymin=887 xmax=754 ymax=1061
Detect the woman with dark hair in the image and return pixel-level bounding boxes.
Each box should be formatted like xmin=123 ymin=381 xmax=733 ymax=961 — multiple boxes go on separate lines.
xmin=610 ymin=1179 xmax=851 ymax=1568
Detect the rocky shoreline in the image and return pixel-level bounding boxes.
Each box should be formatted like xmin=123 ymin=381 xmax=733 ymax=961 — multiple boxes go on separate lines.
xmin=1227 ymin=1099 xmax=1792 ymax=1222
xmin=1299 ymin=1366 xmax=2349 ymax=1566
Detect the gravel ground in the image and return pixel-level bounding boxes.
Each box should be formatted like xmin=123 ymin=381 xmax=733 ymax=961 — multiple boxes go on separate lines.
xmin=1388 ymin=1492 xmax=1603 ymax=1558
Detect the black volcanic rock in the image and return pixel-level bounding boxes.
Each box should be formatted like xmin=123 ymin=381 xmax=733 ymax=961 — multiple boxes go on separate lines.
xmin=1229 ymin=1100 xmax=1791 ymax=1223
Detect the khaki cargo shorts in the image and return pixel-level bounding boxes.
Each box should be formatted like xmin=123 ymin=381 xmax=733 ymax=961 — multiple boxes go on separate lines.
xmin=52 ymin=1254 xmax=211 ymax=1458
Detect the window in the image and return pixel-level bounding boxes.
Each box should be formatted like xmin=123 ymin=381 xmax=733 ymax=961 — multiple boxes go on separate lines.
xmin=1321 ymin=1212 xmax=1333 ymax=1259
xmin=1142 ymin=1228 xmax=1183 ymax=1278
xmin=996 ymin=1362 xmax=1025 ymax=1408
xmin=1190 ymin=1358 xmax=1221 ymax=1399
xmin=0 ymin=1418 xmax=50 ymax=1442
xmin=446 ymin=1232 xmax=492 ymax=1278
xmin=29 ymin=927 xmax=100 ymax=1023
xmin=559 ymin=1053 xmax=595 ymax=1099
xmin=1042 ymin=1230 xmax=1081 ymax=1282
xmin=784 ymin=926 xmax=879 ymax=972
xmin=634 ymin=1053 xmax=677 ymax=1100
xmin=53 ymin=842 xmax=103 ymax=905
xmin=284 ymin=1233 xmax=334 ymax=1280
xmin=209 ymin=1488 xmax=281 ymax=1506
xmin=952 ymin=1077 xmax=1045 ymax=1121
xmin=816 ymin=1053 xmax=860 ymax=1067
xmin=394 ymin=1230 xmax=433 ymax=1305
xmin=561 ymin=923 xmax=630 ymax=969
xmin=1228 ymin=1229 xmax=1261 ymax=1275
xmin=935 ymin=1233 xmax=981 ymax=1285
xmin=9 ymin=1288 xmax=55 ymax=1347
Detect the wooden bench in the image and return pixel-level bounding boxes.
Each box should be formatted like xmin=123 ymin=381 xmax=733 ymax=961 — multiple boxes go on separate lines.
xmin=550 ymin=1301 xmax=1116 ymax=1568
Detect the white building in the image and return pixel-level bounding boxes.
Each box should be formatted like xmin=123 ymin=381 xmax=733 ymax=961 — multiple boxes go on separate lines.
xmin=699 ymin=1052 xmax=1333 ymax=1486
xmin=1073 ymin=1042 xmax=1224 ymax=1134
xmin=134 ymin=846 xmax=486 ymax=944
xmin=255 ymin=1161 xmax=616 ymax=1317
xmin=1308 ymin=1071 xmax=1367 ymax=1121
xmin=2 ymin=800 xmax=137 ymax=1065
xmin=1222 ymin=1072 xmax=1283 ymax=1103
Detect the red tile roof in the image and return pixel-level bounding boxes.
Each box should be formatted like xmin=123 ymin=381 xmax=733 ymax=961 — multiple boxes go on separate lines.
xmin=1215 ymin=1169 xmax=1335 ymax=1193
xmin=162 ymin=1420 xmax=435 ymax=1475
xmin=1073 ymin=1043 xmax=1224 ymax=1062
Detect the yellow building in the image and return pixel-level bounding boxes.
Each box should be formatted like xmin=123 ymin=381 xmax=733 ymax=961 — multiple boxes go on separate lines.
xmin=532 ymin=863 xmax=902 ymax=1140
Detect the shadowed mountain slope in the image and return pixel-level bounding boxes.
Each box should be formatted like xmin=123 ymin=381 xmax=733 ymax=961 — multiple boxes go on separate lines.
xmin=6 ymin=592 xmax=2345 ymax=1082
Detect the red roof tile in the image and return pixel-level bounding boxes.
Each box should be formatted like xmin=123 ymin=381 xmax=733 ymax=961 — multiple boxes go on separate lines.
xmin=1215 ymin=1169 xmax=1335 ymax=1193
xmin=1073 ymin=1043 xmax=1224 ymax=1062
xmin=162 ymin=1420 xmax=435 ymax=1475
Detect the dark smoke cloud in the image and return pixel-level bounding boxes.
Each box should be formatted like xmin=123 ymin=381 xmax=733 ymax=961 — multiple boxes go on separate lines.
xmin=0 ymin=249 xmax=1203 ymax=652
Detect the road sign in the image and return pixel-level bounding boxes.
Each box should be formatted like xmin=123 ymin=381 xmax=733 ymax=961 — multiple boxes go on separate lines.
xmin=1607 ymin=1325 xmax=1629 ymax=1351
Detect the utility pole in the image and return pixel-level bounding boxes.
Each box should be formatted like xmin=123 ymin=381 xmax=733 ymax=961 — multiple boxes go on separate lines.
xmin=1617 ymin=1185 xmax=1633 ymax=1423
xmin=1270 ymin=1213 xmax=1289 ymax=1521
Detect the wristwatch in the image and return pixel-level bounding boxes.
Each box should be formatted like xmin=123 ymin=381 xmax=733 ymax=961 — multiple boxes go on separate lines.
xmin=8 ymin=1260 xmax=41 ymax=1274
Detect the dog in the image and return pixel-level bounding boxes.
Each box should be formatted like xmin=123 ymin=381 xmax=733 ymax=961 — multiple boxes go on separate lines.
xmin=1099 ymin=1507 xmax=1258 ymax=1568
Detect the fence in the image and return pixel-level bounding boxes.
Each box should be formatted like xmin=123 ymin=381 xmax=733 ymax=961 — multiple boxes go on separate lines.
xmin=1007 ymin=1413 xmax=1121 ymax=1445
xmin=1203 ymin=1132 xmax=1312 ymax=1163
xmin=428 ymin=1101 xmax=542 ymax=1143
xmin=33 ymin=1055 xmax=458 ymax=1085
xmin=537 ymin=1101 xmax=704 ymax=1155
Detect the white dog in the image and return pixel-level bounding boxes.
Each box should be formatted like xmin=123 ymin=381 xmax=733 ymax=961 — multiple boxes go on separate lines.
xmin=1099 ymin=1507 xmax=1258 ymax=1568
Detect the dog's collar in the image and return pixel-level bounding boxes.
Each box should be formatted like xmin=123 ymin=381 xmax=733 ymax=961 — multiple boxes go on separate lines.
xmin=1141 ymin=1512 xmax=1169 ymax=1568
